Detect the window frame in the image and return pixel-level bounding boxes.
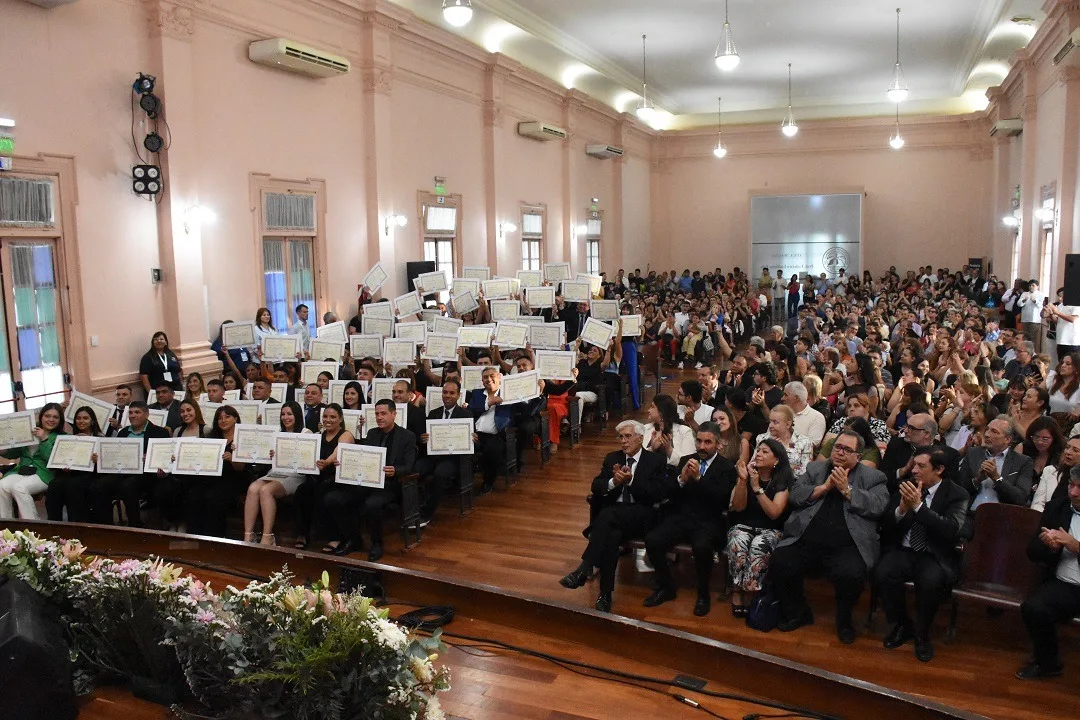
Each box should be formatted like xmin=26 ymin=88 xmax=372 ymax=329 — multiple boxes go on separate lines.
xmin=584 ymin=209 xmax=602 ymax=275
xmin=418 ymin=191 xmax=462 ymax=282
xmin=521 ymin=205 xmax=545 ymax=272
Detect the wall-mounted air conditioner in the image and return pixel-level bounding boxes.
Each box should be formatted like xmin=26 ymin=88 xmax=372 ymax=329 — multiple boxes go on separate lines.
xmin=989 ymin=119 xmax=1023 ymax=137
xmin=249 ymin=38 xmax=350 ymax=78
xmin=1052 ymin=28 xmax=1080 ymax=65
xmin=586 ymin=144 xmax=624 ymax=159
xmin=517 ymin=122 xmax=568 ymax=141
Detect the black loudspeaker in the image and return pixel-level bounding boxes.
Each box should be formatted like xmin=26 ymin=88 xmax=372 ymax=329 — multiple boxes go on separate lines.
xmin=0 ymin=578 xmax=78 ymax=720
xmin=1065 ymin=254 xmax=1080 ymax=306
xmin=406 ymin=261 xmax=437 ymax=295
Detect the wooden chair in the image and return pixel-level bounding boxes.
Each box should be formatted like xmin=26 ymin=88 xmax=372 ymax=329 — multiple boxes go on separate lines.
xmin=455 ymin=456 xmax=474 ymax=515
xmin=539 ymin=412 xmax=553 ymax=465
xmin=567 ymin=395 xmax=582 ymax=448
xmin=640 ymin=343 xmax=661 ymax=401
xmin=397 ymin=473 xmax=423 ymax=550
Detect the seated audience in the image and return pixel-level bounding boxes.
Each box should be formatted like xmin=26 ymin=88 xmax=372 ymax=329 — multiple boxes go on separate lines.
xmin=46 ymin=406 xmax=103 ymax=523
xmin=754 ymin=404 xmax=814 ymax=476
xmin=644 ymin=394 xmax=696 ymax=466
xmin=0 ymin=403 xmax=64 ymax=520
xmin=242 ymin=401 xmax=309 ymax=545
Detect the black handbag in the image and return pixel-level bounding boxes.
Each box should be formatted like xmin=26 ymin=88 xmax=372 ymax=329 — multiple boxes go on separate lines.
xmin=746 ymin=586 xmax=781 ymax=633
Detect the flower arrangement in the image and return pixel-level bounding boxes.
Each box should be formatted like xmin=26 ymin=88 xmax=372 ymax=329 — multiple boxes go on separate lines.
xmin=0 ymin=529 xmax=449 ymax=719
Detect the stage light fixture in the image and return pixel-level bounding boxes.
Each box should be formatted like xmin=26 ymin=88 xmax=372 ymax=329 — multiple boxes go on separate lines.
xmin=133 ymin=165 xmax=162 ymax=196
xmin=143 ymin=132 xmax=164 ymax=153
xmin=139 ymin=93 xmax=162 ymax=119
xmin=133 ymin=73 xmax=156 ymax=95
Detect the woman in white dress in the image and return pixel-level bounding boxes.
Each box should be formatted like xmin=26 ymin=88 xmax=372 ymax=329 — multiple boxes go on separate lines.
xmin=1045 ymin=352 xmax=1080 ymax=415
xmin=242 ymin=401 xmax=310 ymax=546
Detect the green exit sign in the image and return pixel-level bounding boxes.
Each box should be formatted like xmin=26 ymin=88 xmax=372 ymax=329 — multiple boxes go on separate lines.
xmin=0 ymin=135 xmax=13 ymax=155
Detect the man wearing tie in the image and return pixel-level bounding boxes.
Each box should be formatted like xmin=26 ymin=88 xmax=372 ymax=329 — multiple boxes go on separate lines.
xmin=467 ymin=366 xmax=515 ymax=495
xmin=643 ymin=422 xmax=736 ymax=616
xmin=417 ymin=379 xmax=472 ymax=524
xmin=956 ymin=416 xmax=1033 ymax=537
xmin=874 ymin=447 xmax=968 ymax=662
xmin=301 ymin=383 xmax=326 ymax=433
xmin=106 ymin=384 xmax=133 ymax=437
xmin=560 ymin=421 xmax=668 ymax=613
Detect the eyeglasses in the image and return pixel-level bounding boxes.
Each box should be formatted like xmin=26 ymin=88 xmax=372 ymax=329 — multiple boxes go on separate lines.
xmin=833 ymin=445 xmax=858 ymax=455
xmin=908 ymin=426 xmax=930 ymax=433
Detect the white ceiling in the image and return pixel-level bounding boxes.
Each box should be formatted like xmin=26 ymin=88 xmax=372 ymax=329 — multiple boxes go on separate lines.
xmin=389 ymin=0 xmax=1045 ymax=128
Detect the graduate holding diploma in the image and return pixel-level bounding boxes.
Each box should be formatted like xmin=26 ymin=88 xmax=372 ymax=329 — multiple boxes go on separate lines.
xmin=182 ymin=406 xmax=248 ymax=538
xmin=0 ymin=403 xmax=64 ymax=521
xmin=243 ymin=401 xmax=312 ymax=546
xmin=293 ymin=404 xmax=351 ymax=553
xmin=45 ymin=406 xmax=103 ymax=523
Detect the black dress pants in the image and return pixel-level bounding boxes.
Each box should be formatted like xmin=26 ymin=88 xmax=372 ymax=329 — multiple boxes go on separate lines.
xmin=45 ymin=471 xmax=97 ymax=523
xmin=184 ymin=476 xmax=237 ymax=537
xmin=92 ymin=473 xmax=152 ymax=527
xmin=770 ymin=537 xmax=867 ymax=627
xmin=1021 ymin=578 xmax=1080 ymax=668
xmin=416 ymin=456 xmax=458 ymax=515
xmin=645 ymin=514 xmax=722 ymax=596
xmin=582 ymin=503 xmax=656 ymax=594
xmin=873 ymin=547 xmax=952 ymax=639
xmin=475 ymin=432 xmax=504 ymax=489
xmin=323 ymin=485 xmax=395 ymax=545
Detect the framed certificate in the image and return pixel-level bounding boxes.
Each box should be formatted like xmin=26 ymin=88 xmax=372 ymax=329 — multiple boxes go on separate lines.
xmin=578 ymin=273 xmax=604 ymax=296
xmin=482 ymin=278 xmax=511 ymax=299
xmin=362 ymin=262 xmax=389 ymax=294
xmin=422 ymin=332 xmax=459 ymax=363
xmin=458 ymin=325 xmax=493 ymax=348
xmin=433 ymin=315 xmax=463 ymax=334
xmin=221 ymin=321 xmax=257 ymax=348
xmin=394 ymin=321 xmax=428 ymax=343
xmin=233 ymin=424 xmax=278 ymax=464
xmin=461 ymin=365 xmax=485 ymax=391
xmin=262 ymin=334 xmax=300 ymax=362
xmin=268 ymin=383 xmax=288 ymax=402
xmin=97 ymin=437 xmax=144 ymax=474
xmin=143 ymin=437 xmax=177 ymax=473
xmin=260 ymin=401 xmax=283 ymax=428
xmin=535 ymin=350 xmax=576 ymax=381
xmin=421 ymin=309 xmax=440 ymax=331
xmin=451 ymin=291 xmax=479 ymax=316
xmin=416 ymin=270 xmax=448 ymax=294
xmin=462 ymin=266 xmax=491 ymax=282
xmin=64 ymin=391 xmax=117 ymax=433
xmin=363 ymin=301 xmax=394 ymax=320
xmin=517 ymin=315 xmax=546 ymax=325
xmin=590 ymin=299 xmax=619 ymax=321
xmin=316 ymin=321 xmax=348 ymax=343
xmin=529 ymin=322 xmax=565 ymax=350
xmin=526 ymin=286 xmax=555 ymax=308
xmin=46 ymin=435 xmax=99 ymax=472
xmin=561 ymin=280 xmax=591 ymax=303
xmin=393 ymin=290 xmax=423 ymax=319
xmin=580 ymin=318 xmax=616 ymax=348
xmin=360 ymin=403 xmax=407 ymax=437
xmin=342 ymin=409 xmax=363 ymax=435
xmin=501 ymin=370 xmax=541 ymax=404
xmin=147 ymin=408 xmax=169 ymax=428
xmin=504 ymin=277 xmax=521 ymax=296
xmin=620 ymin=314 xmax=643 ymax=337
xmin=382 ymin=338 xmax=418 ymax=366
xmin=198 ymin=402 xmax=222 ymax=424
xmin=426 ymin=418 xmax=474 ymax=455
xmin=371 ymin=378 xmax=399 ymax=403
xmin=544 ymin=262 xmax=572 ymax=283
xmin=226 ymin=400 xmax=263 ymax=426
xmin=517 ymin=269 xmax=542 ymax=288
xmin=335 ymin=443 xmax=387 ymax=488
xmin=328 ymin=380 xmax=350 ymax=407
xmin=493 ymin=321 xmax=528 ymax=349
xmin=451 ymin=277 xmax=480 ymax=298
xmin=271 ymin=433 xmax=321 ymax=474
xmin=200 ymin=390 xmax=241 ymax=403
xmin=362 ymin=316 xmax=394 ymax=338
xmin=350 ymin=334 xmax=384 ymax=360
xmin=309 ymin=338 xmax=345 ymax=363
xmin=425 ymin=385 xmax=445 ymax=410
xmin=300 ymin=361 xmax=339 ymax=386
xmin=489 ymin=299 xmax=520 ymax=321
xmin=174 ymin=438 xmax=227 ymax=476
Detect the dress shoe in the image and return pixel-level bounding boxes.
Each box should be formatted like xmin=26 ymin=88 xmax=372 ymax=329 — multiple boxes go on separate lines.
xmin=642 ymin=587 xmax=677 ymax=608
xmin=777 ymin=610 xmax=814 ymax=632
xmin=914 ymin=637 xmax=935 ymax=663
xmin=367 ymin=544 xmax=384 ymax=562
xmin=595 ymin=592 xmax=613 ymax=613
xmin=837 ymin=624 xmax=857 ymax=645
xmin=559 ymin=569 xmax=589 ymax=589
xmin=883 ymin=622 xmax=914 ymax=650
xmin=477 ymin=483 xmax=494 ymax=497
xmin=1014 ymin=661 xmax=1063 ymax=680
xmin=693 ymin=593 xmax=711 ymax=617
xmin=332 ymin=540 xmax=359 ymax=556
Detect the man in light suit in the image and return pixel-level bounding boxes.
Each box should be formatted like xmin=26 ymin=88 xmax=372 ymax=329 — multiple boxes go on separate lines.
xmin=956 ymin=416 xmax=1034 ymax=538
xmin=770 ymin=430 xmax=889 ymax=644
xmin=560 ymin=420 xmax=669 ymax=613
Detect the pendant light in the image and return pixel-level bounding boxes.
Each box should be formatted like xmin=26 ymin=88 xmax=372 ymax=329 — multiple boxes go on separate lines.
xmin=714 ymin=0 xmax=740 ymax=72
xmin=636 ymin=34 xmax=656 ymax=122
xmin=781 ymin=63 xmax=799 ymax=137
xmin=887 ymin=8 xmax=909 ymax=102
xmin=442 ymin=0 xmax=473 ymax=28
xmin=713 ymin=97 xmax=728 ymax=158
xmin=889 ymin=105 xmax=905 ymax=149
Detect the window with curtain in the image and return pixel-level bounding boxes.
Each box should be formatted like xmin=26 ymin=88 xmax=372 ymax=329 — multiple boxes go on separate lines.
xmin=7 ymin=242 xmax=65 ymax=408
xmin=585 ymin=218 xmax=602 ymax=275
xmin=521 ymin=211 xmax=543 ymax=271
xmin=265 ymin=192 xmax=316 ymax=232
xmin=424 ymin=239 xmax=454 ymax=303
xmin=0 ymin=177 xmax=55 ymax=227
xmin=263 ymin=237 xmax=316 ymax=330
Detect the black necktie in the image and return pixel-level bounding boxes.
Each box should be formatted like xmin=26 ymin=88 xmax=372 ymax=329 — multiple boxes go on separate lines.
xmin=381 ymin=429 xmax=391 ymax=448
xmin=443 ymin=408 xmax=450 ymax=420
xmin=620 ymin=456 xmax=636 ymax=503
xmin=909 ymin=489 xmax=931 ymax=552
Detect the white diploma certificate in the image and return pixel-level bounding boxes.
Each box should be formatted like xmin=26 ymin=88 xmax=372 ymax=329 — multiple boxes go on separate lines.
xmin=489 ymin=299 xmax=520 ymax=321
xmin=221 ymin=321 xmax=256 ymax=347
xmin=371 ymin=379 xmax=399 ymax=403
xmin=0 ymin=411 xmax=37 ymax=449
xmin=309 ymin=338 xmax=345 ymax=362
xmin=65 ymin=391 xmax=117 ymax=433
xmin=393 ymin=291 xmax=423 ymax=319
xmin=361 ymin=316 xmax=394 ymax=338
xmin=416 ymin=270 xmax=448 ymax=294
xmin=227 ymin=400 xmax=264 ymax=426
xmin=316 ymin=321 xmax=348 ymax=343
xmin=493 ymin=321 xmax=529 ymax=349
xmin=47 ymin=435 xmax=99 ymax=471
xmin=525 ymin=286 xmax=555 ymax=308
xmin=561 ymin=280 xmax=591 ymax=303
xmin=143 ymin=438 xmax=177 ymax=474
xmin=462 ymin=266 xmax=491 ymax=282
xmin=350 ymin=334 xmax=384 ymax=359
xmin=433 ymin=316 xmax=463 ymax=334
xmin=461 ymin=365 xmax=485 ymax=391
xmin=198 ymin=402 xmax=222 ymax=424
xmin=451 ymin=291 xmax=479 ymax=316
xmin=501 ymin=370 xmax=541 ymax=404
xmin=272 ymin=433 xmax=321 ymax=473
xmin=328 ymin=380 xmax=350 ymax=407
xmin=395 ymin=321 xmax=428 ymax=343
xmin=544 ymin=262 xmax=572 ymax=283
xmin=362 ymin=262 xmax=389 ymax=294
xmin=426 ymin=418 xmax=474 ymax=456
xmin=300 ymin=361 xmax=339 ymax=386
xmin=422 ymin=332 xmax=459 ymax=362
xmin=458 ymin=325 xmax=493 ymax=348
xmin=97 ymin=438 xmax=144 ymax=474
xmin=529 ymin=322 xmax=565 ymax=350
xmin=517 ymin=270 xmax=542 ymax=288
xmin=335 ymin=443 xmax=387 ymax=488
xmin=363 ymin=301 xmax=394 ymax=319
xmin=199 ymin=390 xmax=241 ymax=404
xmin=260 ymin=402 xmax=282 ymax=428
xmin=535 ymin=350 xmax=576 ymax=381
xmin=262 ymin=334 xmax=300 ymax=362
xmin=147 ymin=408 xmax=168 ymax=428
xmin=451 ymin=278 xmax=481 ymax=298
xmin=421 ymin=309 xmax=440 ymax=331
xmin=342 ymin=409 xmax=363 ymax=435
xmin=620 ymin=314 xmax=643 ymax=337
xmin=268 ymin=384 xmax=288 ymax=402
xmin=578 ymin=273 xmax=604 ymax=296
xmin=426 ymin=386 xmax=446 ymax=410
xmin=580 ymin=318 xmax=616 ymax=348
xmin=481 ymin=279 xmax=511 ymax=299
xmin=590 ymin=299 xmax=619 ymax=321
xmin=360 ymin=403 xmax=407 ymax=437
xmin=174 ymin=438 xmax=227 ymax=476
xmin=382 ymin=338 xmax=418 ymax=365
xmin=233 ymin=424 xmax=278 ymax=464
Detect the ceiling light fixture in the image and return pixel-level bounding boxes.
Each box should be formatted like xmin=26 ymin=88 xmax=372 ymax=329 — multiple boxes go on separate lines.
xmin=713 ymin=97 xmax=727 ymax=158
xmin=442 ymin=0 xmax=473 ymax=28
xmin=887 ymin=8 xmax=909 ymax=102
xmin=781 ymin=63 xmax=799 ymax=137
xmin=714 ymin=0 xmax=740 ymax=72
xmin=636 ymin=34 xmax=656 ymax=123
xmin=889 ymin=105 xmax=905 ymax=149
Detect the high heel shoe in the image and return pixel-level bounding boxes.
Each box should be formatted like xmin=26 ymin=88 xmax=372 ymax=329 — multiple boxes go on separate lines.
xmin=260 ymin=534 xmax=277 ymax=546
xmin=244 ymin=532 xmax=259 ymax=543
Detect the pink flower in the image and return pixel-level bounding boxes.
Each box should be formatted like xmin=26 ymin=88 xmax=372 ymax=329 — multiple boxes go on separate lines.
xmin=189 ymin=581 xmax=208 ymax=602
xmin=319 ymin=590 xmax=334 ymax=615
xmin=60 ymin=541 xmax=84 ymax=562
xmin=195 ymin=610 xmax=215 ymax=625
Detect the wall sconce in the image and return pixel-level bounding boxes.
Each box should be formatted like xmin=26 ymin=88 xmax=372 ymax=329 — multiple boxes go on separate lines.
xmin=498 ymin=222 xmax=517 ymax=240
xmin=183 ymin=204 xmax=216 ymax=234
xmin=384 ymin=214 xmax=407 ymax=236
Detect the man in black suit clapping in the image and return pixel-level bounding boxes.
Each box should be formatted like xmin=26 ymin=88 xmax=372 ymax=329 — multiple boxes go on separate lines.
xmin=416 ymin=379 xmax=472 ymax=524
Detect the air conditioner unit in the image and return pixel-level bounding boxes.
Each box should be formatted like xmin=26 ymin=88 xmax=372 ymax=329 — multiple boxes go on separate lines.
xmin=586 ymin=144 xmax=624 ymax=159
xmin=517 ymin=122 xmax=568 ymax=142
xmin=248 ymin=38 xmax=350 ymax=78
xmin=1052 ymin=28 xmax=1080 ymax=65
xmin=989 ymin=118 xmax=1023 ymax=137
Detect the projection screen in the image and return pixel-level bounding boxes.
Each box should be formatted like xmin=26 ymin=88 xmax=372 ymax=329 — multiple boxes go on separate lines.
xmin=749 ymin=193 xmax=862 ymax=282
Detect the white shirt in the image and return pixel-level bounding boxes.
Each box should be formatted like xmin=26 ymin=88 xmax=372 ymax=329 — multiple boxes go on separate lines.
xmin=607 ymin=448 xmax=643 ymax=497
xmin=1045 ymin=370 xmax=1080 ymax=414
xmin=791 ymin=403 xmax=827 ymax=446
xmin=474 ymin=390 xmax=501 ymax=434
xmin=1019 ymin=291 xmax=1046 ymax=323
xmin=648 ymin=423 xmax=696 ymax=467
xmin=289 ymin=320 xmax=311 ymax=347
xmin=1055 ymin=305 xmax=1080 ymax=346
xmin=1055 ymin=511 xmax=1080 ymax=586
xmin=898 ymin=479 xmax=942 ymax=548
xmin=693 ymin=403 xmax=714 ymax=426
xmin=1032 ymin=465 xmax=1065 ymax=513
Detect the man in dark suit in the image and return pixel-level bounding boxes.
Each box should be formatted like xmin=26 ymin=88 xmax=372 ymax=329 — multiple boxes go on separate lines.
xmin=148 ymin=382 xmax=182 ymax=432
xmin=105 ymin=384 xmax=133 ymax=437
xmin=416 ymin=379 xmax=472 ymax=523
xmin=956 ymin=416 xmax=1033 ymax=537
xmin=323 ymin=399 xmax=416 ymax=562
xmin=877 ymin=413 xmax=957 ymax=493
xmin=467 ymin=365 xmax=517 ymax=495
xmin=392 ymin=379 xmax=427 ymax=440
xmin=91 ymin=401 xmax=172 ymax=528
xmin=770 ymin=430 xmax=889 ymax=643
xmin=874 ymin=447 xmax=968 ymax=662
xmin=643 ymin=422 xmax=736 ymax=616
xmin=560 ymin=420 xmax=668 ymax=613
xmin=1016 ymin=467 xmax=1080 ymax=679
xmin=300 ymin=383 xmax=326 ymax=433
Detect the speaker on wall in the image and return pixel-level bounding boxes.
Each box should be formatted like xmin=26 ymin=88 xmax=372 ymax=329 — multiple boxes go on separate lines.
xmin=406 ymin=261 xmax=437 ymax=295
xmin=1064 ymin=254 xmax=1080 ymax=306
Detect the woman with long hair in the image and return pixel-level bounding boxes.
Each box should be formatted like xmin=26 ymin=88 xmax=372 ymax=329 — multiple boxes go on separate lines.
xmin=183 ymin=405 xmax=247 ymax=537
xmin=341 ymin=381 xmax=364 ymax=411
xmin=0 ymin=402 xmax=64 ymax=520
xmin=185 ymin=371 xmax=206 ymax=400
xmin=44 ymin=406 xmax=101 ymax=523
xmin=1017 ymin=415 xmax=1064 ymax=480
xmin=1046 ymin=352 xmax=1080 ymax=415
xmin=253 ymin=306 xmax=277 ymax=346
xmin=155 ymin=399 xmax=208 ymax=533
xmin=1014 ymin=386 xmax=1050 ymax=436
xmin=644 ymin=394 xmax=695 ymax=467
xmin=823 ymin=392 xmax=890 ymax=447
xmin=726 ymin=438 xmax=793 ymax=616
xmin=711 ymin=405 xmax=749 ymax=464
xmin=304 ymin=404 xmax=355 ymax=554
xmin=243 ymin=401 xmax=310 ymax=546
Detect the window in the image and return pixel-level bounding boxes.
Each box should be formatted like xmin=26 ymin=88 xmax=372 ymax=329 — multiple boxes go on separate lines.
xmin=1011 ymin=234 xmax=1020 ymax=285
xmin=263 ymin=238 xmax=316 ymax=331
xmin=585 ymin=216 xmax=602 ymax=275
xmin=424 ymin=238 xmax=455 ymax=302
xmin=1039 ymin=228 xmax=1054 ymax=293
xmin=420 ymin=193 xmax=461 ymax=301
xmin=521 ymin=210 xmax=543 ymax=271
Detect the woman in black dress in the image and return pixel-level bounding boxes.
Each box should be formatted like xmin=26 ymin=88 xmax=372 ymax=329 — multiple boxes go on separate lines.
xmin=45 ymin=406 xmax=102 ymax=523
xmin=138 ymin=331 xmax=183 ymax=394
